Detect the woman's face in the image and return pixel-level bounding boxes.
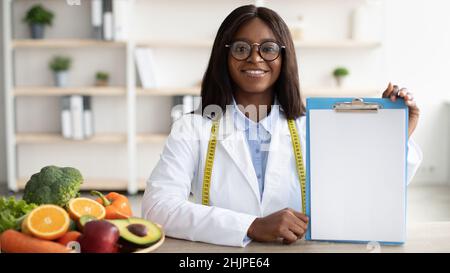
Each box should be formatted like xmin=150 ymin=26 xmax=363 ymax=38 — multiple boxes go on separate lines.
xmin=228 ymin=18 xmax=282 ymax=95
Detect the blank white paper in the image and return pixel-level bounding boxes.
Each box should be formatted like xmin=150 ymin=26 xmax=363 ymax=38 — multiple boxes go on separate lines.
xmin=309 ymin=108 xmax=406 ymax=243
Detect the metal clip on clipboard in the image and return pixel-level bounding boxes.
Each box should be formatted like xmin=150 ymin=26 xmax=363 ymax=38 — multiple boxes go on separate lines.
xmin=332 ymin=98 xmax=382 ymax=113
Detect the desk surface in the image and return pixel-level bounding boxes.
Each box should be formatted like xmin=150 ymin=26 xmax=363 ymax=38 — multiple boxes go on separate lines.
xmin=154 ymin=222 xmax=450 ymax=253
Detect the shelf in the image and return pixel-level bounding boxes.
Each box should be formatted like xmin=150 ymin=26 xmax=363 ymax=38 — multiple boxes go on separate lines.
xmin=15 ymin=133 xmax=127 ymax=144
xmin=12 ymin=39 xmax=126 ymax=49
xmin=137 ymin=133 xmax=168 ymax=144
xmin=136 ymin=39 xmax=381 ymax=49
xmin=137 ymin=87 xmax=379 ymax=97
xmin=15 ymin=133 xmax=169 ymax=145
xmin=14 ymin=87 xmax=200 ymax=97
xmin=13 ymin=86 xmax=379 ymax=98
xmin=137 ymin=87 xmax=201 ymax=96
xmin=295 ymin=40 xmax=381 ymax=49
xmin=17 ymin=178 xmax=146 ymax=191
xmin=14 ymin=86 xmax=127 ymax=97
xmin=137 ymin=39 xmax=213 ymax=48
xmin=12 ymin=39 xmax=381 ymax=50
xmin=302 ymin=87 xmax=380 ymax=97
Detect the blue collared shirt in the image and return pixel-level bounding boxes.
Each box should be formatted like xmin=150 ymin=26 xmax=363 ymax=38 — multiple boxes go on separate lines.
xmin=232 ymin=98 xmax=279 ymax=201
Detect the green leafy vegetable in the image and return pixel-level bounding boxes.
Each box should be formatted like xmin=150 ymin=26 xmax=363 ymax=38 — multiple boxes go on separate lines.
xmin=23 ymin=165 xmax=83 ymax=208
xmin=0 ymin=196 xmax=37 ymax=233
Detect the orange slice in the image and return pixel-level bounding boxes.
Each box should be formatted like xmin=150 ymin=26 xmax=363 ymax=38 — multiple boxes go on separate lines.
xmin=68 ymin=197 xmax=106 ymax=221
xmin=22 ymin=205 xmax=70 ymax=240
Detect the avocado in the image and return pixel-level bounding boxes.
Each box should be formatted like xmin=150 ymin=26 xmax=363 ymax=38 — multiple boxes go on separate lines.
xmin=68 ymin=219 xmax=78 ymax=231
xmin=108 ymin=218 xmax=162 ymax=249
xmin=78 ymin=215 xmax=97 ymax=232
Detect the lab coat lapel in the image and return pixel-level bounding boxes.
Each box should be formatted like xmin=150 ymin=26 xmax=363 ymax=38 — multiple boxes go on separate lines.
xmin=219 ymin=109 xmax=261 ymax=205
xmin=261 ymin=113 xmax=292 ymax=212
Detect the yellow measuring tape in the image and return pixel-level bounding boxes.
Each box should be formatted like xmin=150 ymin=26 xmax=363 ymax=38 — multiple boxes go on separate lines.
xmin=201 ymin=119 xmax=306 ymax=215
xmin=201 ymin=119 xmax=220 ymax=206
xmin=287 ymin=119 xmax=307 ymax=214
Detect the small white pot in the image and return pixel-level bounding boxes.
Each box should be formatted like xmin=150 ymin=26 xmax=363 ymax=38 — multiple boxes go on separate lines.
xmin=335 ymin=76 xmax=347 ymax=88
xmin=54 ymin=71 xmax=69 ymax=87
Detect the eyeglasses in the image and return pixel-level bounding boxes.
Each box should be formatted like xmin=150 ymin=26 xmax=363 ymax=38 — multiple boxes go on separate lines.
xmin=225 ymin=41 xmax=285 ymax=62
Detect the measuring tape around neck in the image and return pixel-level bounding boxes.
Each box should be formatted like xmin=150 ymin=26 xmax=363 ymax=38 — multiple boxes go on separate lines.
xmin=287 ymin=119 xmax=307 ymax=214
xmin=201 ymin=118 xmax=306 ymax=215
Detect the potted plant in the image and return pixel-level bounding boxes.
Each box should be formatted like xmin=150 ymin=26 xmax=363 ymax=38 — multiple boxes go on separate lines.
xmin=23 ymin=4 xmax=54 ymax=39
xmin=49 ymin=56 xmax=72 ymax=87
xmin=95 ymin=71 xmax=110 ymax=86
xmin=333 ymin=67 xmax=349 ymax=87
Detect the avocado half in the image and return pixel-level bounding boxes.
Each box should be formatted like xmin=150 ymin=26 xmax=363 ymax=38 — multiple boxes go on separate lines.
xmin=108 ymin=218 xmax=162 ymax=249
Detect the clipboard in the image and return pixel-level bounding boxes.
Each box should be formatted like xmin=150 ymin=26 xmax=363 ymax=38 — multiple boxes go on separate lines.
xmin=305 ymin=97 xmax=409 ymax=244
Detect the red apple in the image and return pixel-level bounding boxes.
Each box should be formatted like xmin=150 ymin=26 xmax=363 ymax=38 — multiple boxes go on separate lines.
xmin=78 ymin=220 xmax=120 ymax=253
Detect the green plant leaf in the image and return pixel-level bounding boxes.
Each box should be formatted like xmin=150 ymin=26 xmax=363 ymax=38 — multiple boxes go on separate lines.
xmin=24 ymin=5 xmax=54 ymax=26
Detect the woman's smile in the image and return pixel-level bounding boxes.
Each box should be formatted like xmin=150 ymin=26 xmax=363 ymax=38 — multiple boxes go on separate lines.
xmin=241 ymin=69 xmax=269 ymax=78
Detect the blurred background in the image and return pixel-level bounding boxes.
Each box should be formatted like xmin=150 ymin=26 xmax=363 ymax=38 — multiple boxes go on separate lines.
xmin=0 ymin=0 xmax=449 ymax=221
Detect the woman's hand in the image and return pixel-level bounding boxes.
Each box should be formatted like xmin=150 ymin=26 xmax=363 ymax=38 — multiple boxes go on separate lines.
xmin=382 ymin=82 xmax=420 ymax=138
xmin=247 ymin=208 xmax=309 ymax=244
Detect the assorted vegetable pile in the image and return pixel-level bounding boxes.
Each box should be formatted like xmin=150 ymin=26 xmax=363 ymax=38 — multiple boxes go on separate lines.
xmin=0 ymin=165 xmax=163 ymax=253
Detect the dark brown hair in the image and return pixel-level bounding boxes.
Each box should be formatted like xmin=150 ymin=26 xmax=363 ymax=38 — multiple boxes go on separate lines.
xmin=200 ymin=4 xmax=305 ymax=119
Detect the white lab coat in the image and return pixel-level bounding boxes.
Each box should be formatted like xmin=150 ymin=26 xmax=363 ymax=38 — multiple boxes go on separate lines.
xmin=142 ymin=107 xmax=423 ymax=247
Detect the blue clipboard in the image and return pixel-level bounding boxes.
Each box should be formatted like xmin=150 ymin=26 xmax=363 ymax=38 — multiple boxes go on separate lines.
xmin=304 ymin=97 xmax=409 ymax=245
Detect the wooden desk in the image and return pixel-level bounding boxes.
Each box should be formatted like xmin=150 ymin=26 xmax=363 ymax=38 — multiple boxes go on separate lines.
xmin=154 ymin=222 xmax=450 ymax=253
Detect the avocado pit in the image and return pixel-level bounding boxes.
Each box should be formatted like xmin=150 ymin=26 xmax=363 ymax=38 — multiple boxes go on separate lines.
xmin=127 ymin=223 xmax=148 ymax=237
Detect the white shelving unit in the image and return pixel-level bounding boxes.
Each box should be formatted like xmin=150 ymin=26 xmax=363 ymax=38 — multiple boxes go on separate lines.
xmin=2 ymin=0 xmax=384 ymax=194
xmin=14 ymin=86 xmax=127 ymax=96
xmin=12 ymin=38 xmax=127 ymax=48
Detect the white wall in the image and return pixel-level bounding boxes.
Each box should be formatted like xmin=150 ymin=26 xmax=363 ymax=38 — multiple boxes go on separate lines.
xmin=384 ymin=0 xmax=450 ymax=185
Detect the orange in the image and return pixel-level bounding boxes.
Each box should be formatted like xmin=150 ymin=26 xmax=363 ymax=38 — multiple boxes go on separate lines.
xmin=22 ymin=205 xmax=70 ymax=240
xmin=67 ymin=197 xmax=106 ymax=221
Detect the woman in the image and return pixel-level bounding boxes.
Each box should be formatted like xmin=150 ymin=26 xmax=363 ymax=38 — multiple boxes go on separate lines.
xmin=142 ymin=5 xmax=422 ymax=247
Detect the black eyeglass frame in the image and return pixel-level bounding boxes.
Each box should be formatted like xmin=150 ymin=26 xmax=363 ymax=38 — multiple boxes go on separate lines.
xmin=225 ymin=41 xmax=286 ymax=62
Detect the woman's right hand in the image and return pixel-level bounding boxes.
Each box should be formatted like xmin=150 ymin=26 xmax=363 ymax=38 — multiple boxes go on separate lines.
xmin=247 ymin=208 xmax=309 ymax=244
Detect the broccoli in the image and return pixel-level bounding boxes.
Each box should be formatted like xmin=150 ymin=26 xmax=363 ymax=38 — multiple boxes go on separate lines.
xmin=23 ymin=165 xmax=83 ymax=208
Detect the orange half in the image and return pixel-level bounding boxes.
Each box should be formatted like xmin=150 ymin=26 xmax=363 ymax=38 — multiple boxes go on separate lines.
xmin=22 ymin=205 xmax=70 ymax=240
xmin=68 ymin=197 xmax=106 ymax=221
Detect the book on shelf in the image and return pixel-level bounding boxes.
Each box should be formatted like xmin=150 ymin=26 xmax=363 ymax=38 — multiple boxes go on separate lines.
xmin=103 ymin=0 xmax=113 ymax=41
xmin=61 ymin=96 xmax=94 ymax=140
xmin=112 ymin=0 xmax=131 ymax=41
xmin=61 ymin=96 xmax=72 ymax=138
xmin=182 ymin=95 xmax=194 ymax=115
xmin=171 ymin=96 xmax=184 ymax=123
xmin=91 ymin=0 xmax=103 ymax=39
xmin=83 ymin=96 xmax=94 ymax=138
xmin=70 ymin=95 xmax=84 ymax=140
xmin=135 ymin=48 xmax=158 ymax=89
xmin=193 ymin=95 xmax=202 ymax=113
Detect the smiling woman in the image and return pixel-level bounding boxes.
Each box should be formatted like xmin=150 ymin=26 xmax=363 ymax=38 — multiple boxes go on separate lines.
xmin=141 ymin=4 xmax=423 ymax=248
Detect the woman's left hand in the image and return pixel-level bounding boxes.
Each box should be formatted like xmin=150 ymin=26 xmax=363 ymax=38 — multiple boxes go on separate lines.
xmin=382 ymin=82 xmax=420 ymax=138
